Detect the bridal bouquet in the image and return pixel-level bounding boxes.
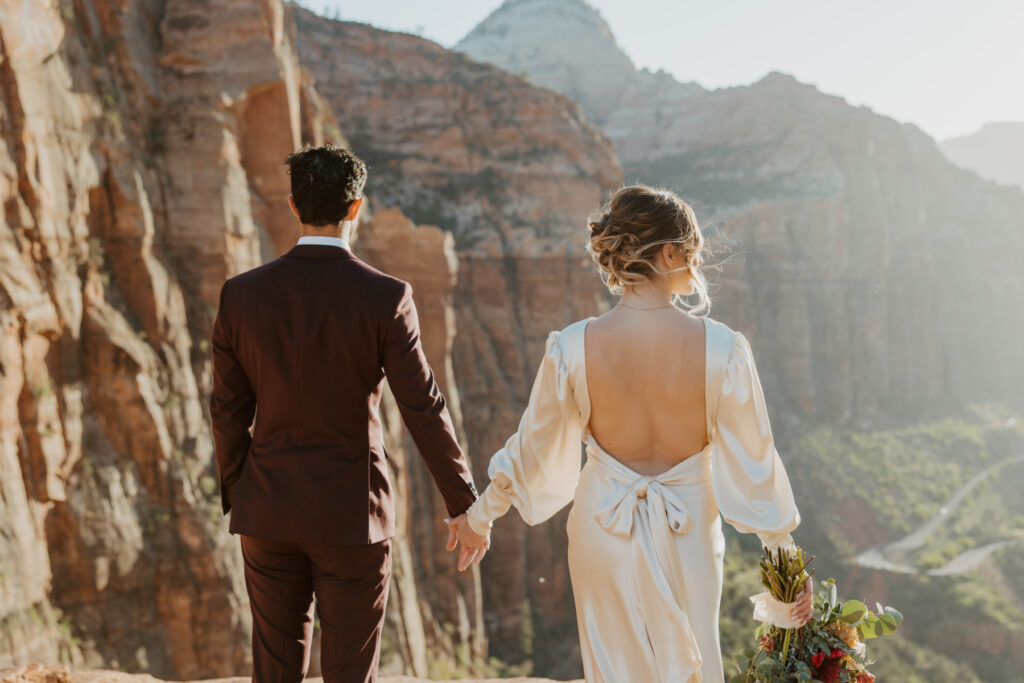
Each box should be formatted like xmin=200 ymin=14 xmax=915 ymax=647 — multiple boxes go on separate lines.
xmin=731 ymin=546 xmax=903 ymax=683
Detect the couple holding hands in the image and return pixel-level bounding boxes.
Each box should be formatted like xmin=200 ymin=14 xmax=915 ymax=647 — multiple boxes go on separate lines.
xmin=210 ymin=144 xmax=811 ymax=683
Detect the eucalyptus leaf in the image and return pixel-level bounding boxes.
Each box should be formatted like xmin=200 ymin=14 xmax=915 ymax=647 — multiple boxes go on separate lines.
xmin=840 ymin=599 xmax=867 ymax=624
xmin=880 ymin=613 xmax=898 ymax=632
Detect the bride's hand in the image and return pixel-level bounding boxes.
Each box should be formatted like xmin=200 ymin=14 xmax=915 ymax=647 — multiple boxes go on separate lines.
xmin=444 ymin=514 xmax=490 ymax=572
xmin=790 ymin=577 xmax=814 ymax=626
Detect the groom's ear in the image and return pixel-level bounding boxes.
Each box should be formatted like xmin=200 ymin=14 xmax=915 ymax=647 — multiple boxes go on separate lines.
xmin=345 ymin=197 xmax=364 ymax=222
xmin=287 ymin=194 xmax=301 ymax=219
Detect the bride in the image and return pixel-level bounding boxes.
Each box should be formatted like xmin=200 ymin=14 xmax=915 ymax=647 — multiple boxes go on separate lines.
xmin=445 ymin=184 xmax=813 ymax=682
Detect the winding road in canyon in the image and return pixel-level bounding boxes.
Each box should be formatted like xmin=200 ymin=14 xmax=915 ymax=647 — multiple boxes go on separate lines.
xmin=854 ymin=450 xmax=1024 ymax=575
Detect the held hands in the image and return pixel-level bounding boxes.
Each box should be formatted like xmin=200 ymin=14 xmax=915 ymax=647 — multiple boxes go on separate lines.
xmin=444 ymin=514 xmax=491 ymax=572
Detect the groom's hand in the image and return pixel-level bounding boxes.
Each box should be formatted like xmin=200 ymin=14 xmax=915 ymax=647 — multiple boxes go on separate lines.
xmin=444 ymin=514 xmax=490 ymax=572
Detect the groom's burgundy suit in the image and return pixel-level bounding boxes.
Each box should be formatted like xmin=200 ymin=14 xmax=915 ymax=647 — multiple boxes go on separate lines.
xmin=210 ymin=241 xmax=478 ymax=683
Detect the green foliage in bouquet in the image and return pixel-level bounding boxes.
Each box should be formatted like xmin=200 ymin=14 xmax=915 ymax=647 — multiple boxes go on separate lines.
xmin=732 ymin=547 xmax=903 ymax=683
xmin=758 ymin=546 xmax=815 ymax=667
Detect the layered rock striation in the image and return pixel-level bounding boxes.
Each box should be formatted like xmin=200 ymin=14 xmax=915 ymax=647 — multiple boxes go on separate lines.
xmin=458 ymin=1 xmax=1024 ymax=677
xmin=0 ymin=0 xmax=265 ymax=674
xmin=1 ymin=0 xmax=623 ymax=679
xmin=0 ymin=0 xmax=486 ymax=679
xmin=8 ymin=0 xmax=1022 ymax=680
xmin=294 ymin=9 xmax=622 ymax=675
xmin=457 ymin=0 xmax=1024 ymax=428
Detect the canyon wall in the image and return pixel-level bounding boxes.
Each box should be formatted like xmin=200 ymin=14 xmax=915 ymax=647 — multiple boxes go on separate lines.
xmin=355 ymin=206 xmax=486 ymax=677
xmin=298 ymin=5 xmax=1024 ymax=675
xmin=7 ymin=0 xmax=1021 ymax=680
xmin=457 ymin=0 xmax=1024 ymax=429
xmin=458 ymin=1 xmax=1024 ymax=677
xmin=0 ymin=0 xmax=488 ymax=679
xmin=2 ymin=0 xmax=614 ymax=677
xmin=457 ymin=0 xmax=704 ymax=135
xmin=1 ymin=0 xmax=257 ymax=674
xmin=293 ymin=10 xmax=622 ymax=675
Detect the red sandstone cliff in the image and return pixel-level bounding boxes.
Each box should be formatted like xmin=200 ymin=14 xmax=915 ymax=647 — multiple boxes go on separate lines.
xmin=293 ymin=10 xmax=622 ymax=675
xmin=0 ymin=0 xmax=478 ymax=678
xmin=10 ymin=0 xmax=1021 ymax=680
xmin=1 ymin=0 xmax=258 ymax=674
xmin=1 ymin=0 xmax=620 ymax=679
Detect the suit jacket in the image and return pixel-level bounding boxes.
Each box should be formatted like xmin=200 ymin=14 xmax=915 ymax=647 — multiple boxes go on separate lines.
xmin=209 ymin=243 xmax=478 ymax=545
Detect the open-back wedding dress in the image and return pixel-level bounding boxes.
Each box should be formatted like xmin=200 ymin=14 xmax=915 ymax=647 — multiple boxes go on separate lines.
xmin=465 ymin=315 xmax=801 ymax=683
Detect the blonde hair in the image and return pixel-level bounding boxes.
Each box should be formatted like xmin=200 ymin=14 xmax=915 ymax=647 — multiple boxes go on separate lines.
xmin=586 ymin=184 xmax=710 ymax=315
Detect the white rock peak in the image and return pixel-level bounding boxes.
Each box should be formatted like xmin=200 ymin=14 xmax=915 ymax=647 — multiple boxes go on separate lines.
xmin=457 ymin=0 xmax=644 ymax=125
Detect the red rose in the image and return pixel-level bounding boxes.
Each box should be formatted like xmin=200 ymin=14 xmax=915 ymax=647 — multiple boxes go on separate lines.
xmin=817 ymin=659 xmax=842 ymax=683
xmin=759 ymin=635 xmax=774 ymax=652
xmin=830 ymin=648 xmax=844 ymax=659
xmin=811 ymin=651 xmax=826 ymax=667
xmin=856 ymin=673 xmax=875 ymax=683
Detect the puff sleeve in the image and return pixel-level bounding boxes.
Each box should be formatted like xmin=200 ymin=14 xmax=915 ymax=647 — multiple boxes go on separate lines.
xmin=465 ymin=330 xmax=585 ymax=535
xmin=711 ymin=331 xmax=800 ymax=550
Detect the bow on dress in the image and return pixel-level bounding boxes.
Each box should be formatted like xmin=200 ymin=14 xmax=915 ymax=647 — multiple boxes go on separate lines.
xmin=588 ymin=440 xmax=715 ymax=683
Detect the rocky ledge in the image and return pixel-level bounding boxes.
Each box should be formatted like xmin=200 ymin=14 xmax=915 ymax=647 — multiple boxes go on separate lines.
xmin=0 ymin=665 xmax=579 ymax=683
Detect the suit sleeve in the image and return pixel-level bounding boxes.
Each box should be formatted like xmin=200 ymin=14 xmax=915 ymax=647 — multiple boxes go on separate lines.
xmin=210 ymin=280 xmax=257 ymax=515
xmin=381 ymin=282 xmax=478 ymax=517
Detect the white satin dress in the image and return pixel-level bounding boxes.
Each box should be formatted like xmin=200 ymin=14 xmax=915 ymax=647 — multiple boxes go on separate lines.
xmin=465 ymin=316 xmax=800 ymax=683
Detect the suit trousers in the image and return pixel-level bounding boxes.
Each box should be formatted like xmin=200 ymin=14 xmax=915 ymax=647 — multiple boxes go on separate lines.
xmin=240 ymin=534 xmax=392 ymax=683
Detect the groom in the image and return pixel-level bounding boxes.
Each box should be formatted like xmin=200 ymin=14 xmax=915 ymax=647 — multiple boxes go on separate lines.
xmin=209 ymin=144 xmax=489 ymax=683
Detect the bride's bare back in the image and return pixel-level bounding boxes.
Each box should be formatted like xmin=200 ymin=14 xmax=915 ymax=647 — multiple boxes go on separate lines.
xmin=584 ymin=306 xmax=707 ymax=476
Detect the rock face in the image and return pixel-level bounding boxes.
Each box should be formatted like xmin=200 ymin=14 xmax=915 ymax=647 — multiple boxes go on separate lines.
xmin=294 ymin=9 xmax=622 ymax=676
xmin=0 ymin=0 xmax=486 ymax=680
xmin=294 ymin=10 xmax=621 ymax=245
xmin=7 ymin=0 xmax=1021 ymax=680
xmin=456 ymin=0 xmax=648 ymax=128
xmin=456 ymin=0 xmax=1024 ymax=677
xmin=942 ymin=122 xmax=1024 ymax=190
xmin=1 ymin=0 xmax=621 ymax=679
xmin=354 ymin=207 xmax=486 ymax=677
xmin=456 ymin=0 xmax=705 ymax=157
xmin=456 ymin=0 xmax=1024 ymax=429
xmin=0 ymin=0 xmax=265 ymax=674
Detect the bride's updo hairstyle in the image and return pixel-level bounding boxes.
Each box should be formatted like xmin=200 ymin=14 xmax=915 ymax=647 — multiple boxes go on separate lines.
xmin=587 ymin=184 xmax=710 ymax=314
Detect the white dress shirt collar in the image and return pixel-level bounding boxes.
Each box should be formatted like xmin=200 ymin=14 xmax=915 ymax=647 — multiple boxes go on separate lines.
xmin=297 ymin=235 xmax=351 ymax=250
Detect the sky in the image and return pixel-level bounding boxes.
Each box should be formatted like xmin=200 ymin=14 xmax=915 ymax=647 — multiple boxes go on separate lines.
xmin=295 ymin=0 xmax=1024 ymax=141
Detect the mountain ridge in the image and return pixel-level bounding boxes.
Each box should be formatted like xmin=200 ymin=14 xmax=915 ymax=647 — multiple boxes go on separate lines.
xmin=941 ymin=121 xmax=1024 ymax=189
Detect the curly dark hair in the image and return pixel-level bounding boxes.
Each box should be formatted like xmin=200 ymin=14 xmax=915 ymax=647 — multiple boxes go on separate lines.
xmin=284 ymin=144 xmax=368 ymax=226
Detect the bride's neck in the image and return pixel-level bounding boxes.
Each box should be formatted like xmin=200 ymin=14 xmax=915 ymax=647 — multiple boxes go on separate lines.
xmin=619 ymin=282 xmax=673 ymax=307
